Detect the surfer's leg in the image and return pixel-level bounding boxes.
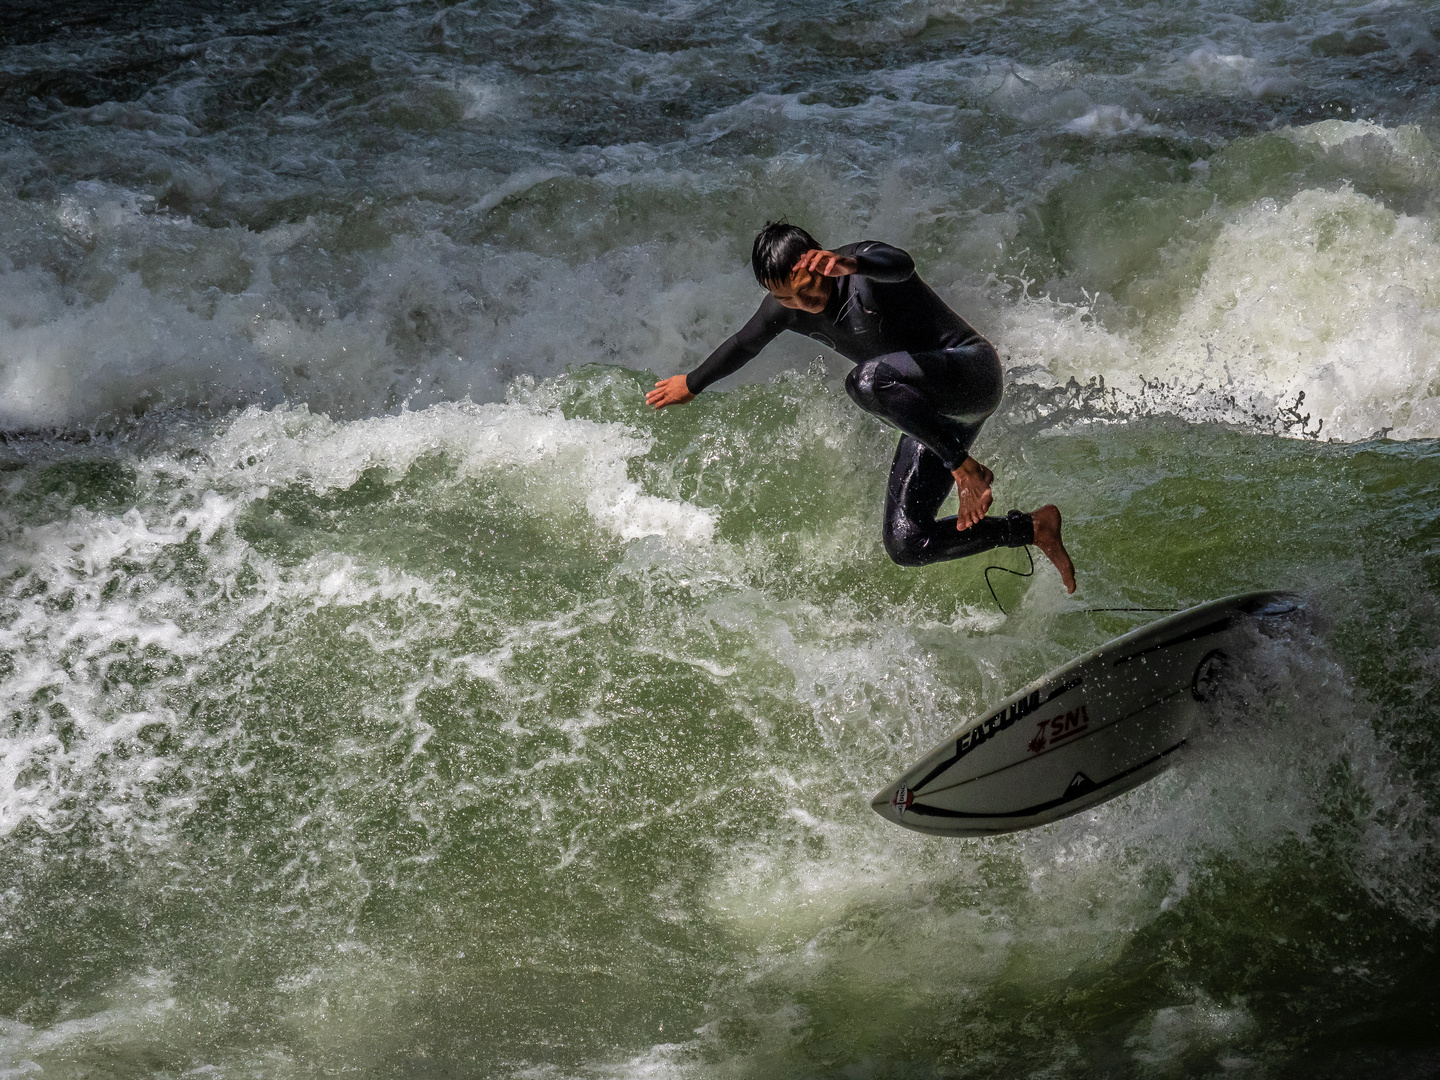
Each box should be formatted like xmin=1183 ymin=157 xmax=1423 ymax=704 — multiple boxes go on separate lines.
xmin=881 ymin=435 xmax=1033 ymax=567
xmin=847 ymin=342 xmax=1004 ymax=528
xmin=845 ymin=343 xmax=1001 ymax=470
xmin=855 ymin=347 xmax=1077 ymax=587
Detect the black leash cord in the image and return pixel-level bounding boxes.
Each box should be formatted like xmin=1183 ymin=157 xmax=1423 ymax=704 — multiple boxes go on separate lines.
xmin=1081 ymin=607 xmax=1184 ymax=613
xmin=983 ymin=546 xmax=1182 ymax=617
xmin=984 ymin=546 xmax=1034 ymax=614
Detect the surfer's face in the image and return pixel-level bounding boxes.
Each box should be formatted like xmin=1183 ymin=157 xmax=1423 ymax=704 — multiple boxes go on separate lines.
xmin=768 ymin=270 xmax=831 ymax=313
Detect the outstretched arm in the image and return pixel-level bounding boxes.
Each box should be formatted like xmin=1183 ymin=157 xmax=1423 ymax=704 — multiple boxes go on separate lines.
xmin=647 ymin=298 xmax=787 ymax=409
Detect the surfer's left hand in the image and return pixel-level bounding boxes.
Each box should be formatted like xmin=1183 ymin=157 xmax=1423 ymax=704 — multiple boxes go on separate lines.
xmin=792 ymin=249 xmax=859 ymax=277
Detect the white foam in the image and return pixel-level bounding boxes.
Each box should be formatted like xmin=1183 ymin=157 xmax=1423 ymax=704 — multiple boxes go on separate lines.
xmin=0 ymin=177 xmax=762 ymax=431
xmin=0 ymin=399 xmax=712 ymax=847
xmin=1161 ymin=185 xmax=1440 ymax=441
xmin=1061 ymin=105 xmax=1164 ymax=137
xmin=1127 ymin=994 xmax=1254 ymax=1069
xmin=212 ymin=400 xmax=713 ymax=544
xmin=989 ymin=125 xmax=1440 ymax=441
xmin=5 ymin=103 xmax=1438 ymax=446
xmin=1283 ymin=118 xmax=1440 ymax=193
xmin=0 ymin=970 xmax=177 ymax=1074
xmin=1178 ymin=48 xmax=1301 ymax=100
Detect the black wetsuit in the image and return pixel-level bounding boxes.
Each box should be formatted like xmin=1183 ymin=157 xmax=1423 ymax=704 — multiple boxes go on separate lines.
xmin=686 ymin=241 xmax=1032 ymax=567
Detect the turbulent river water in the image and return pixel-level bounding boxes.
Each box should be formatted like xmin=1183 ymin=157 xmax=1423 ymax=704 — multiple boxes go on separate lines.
xmin=4 ymin=1 xmax=1440 ymax=1076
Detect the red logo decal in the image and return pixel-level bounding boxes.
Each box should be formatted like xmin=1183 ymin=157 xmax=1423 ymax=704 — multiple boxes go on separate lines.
xmin=1027 ymin=705 xmax=1090 ymax=754
xmin=891 ymin=787 xmax=915 ymax=815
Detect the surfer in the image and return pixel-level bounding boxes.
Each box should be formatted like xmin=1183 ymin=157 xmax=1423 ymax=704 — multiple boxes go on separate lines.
xmin=646 ymin=222 xmax=1076 ymax=592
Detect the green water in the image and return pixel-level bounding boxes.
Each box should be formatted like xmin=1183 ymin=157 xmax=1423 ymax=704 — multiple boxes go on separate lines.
xmin=3 ymin=369 xmax=1440 ymax=1076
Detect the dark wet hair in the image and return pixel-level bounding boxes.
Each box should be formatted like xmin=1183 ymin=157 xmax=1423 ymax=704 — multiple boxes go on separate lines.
xmin=751 ymin=221 xmax=820 ymax=290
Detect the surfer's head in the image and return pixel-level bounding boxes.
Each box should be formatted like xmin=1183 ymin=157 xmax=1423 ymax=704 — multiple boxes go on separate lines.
xmin=752 ymin=221 xmax=830 ymax=313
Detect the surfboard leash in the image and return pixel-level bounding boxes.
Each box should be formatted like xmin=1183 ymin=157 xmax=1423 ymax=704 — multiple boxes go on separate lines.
xmin=1082 ymin=607 xmax=1184 ymax=613
xmin=984 ymin=547 xmax=1182 ymax=617
xmin=984 ymin=546 xmax=1035 ymax=614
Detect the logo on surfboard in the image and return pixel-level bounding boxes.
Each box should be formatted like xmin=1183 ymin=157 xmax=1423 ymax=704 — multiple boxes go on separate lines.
xmin=890 ymin=786 xmax=915 ymax=815
xmin=1027 ymin=705 xmax=1091 ymax=754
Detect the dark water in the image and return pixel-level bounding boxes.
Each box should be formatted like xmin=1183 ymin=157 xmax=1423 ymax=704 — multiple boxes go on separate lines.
xmin=3 ymin=1 xmax=1440 ymax=1077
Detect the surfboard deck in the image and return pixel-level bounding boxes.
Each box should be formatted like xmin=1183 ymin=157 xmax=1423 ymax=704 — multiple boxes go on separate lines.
xmin=871 ymin=590 xmax=1302 ymax=837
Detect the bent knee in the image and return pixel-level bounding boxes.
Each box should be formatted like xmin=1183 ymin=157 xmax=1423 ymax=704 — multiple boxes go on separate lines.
xmin=883 ymin=526 xmax=930 ymax=568
xmin=845 ymin=361 xmax=883 ymax=411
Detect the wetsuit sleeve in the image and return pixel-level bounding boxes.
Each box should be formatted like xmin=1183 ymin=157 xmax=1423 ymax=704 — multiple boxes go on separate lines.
xmin=848 ymin=241 xmax=915 ymax=283
xmin=685 ymin=297 xmax=788 ymax=394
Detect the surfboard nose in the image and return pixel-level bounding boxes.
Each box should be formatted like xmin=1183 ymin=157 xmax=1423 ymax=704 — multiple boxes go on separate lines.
xmin=872 ymin=782 xmax=913 ymax=823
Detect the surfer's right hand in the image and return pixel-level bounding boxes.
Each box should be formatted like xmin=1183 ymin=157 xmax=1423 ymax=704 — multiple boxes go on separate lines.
xmin=647 ymin=375 xmax=696 ymax=409
xmin=951 ymin=458 xmax=994 ymax=530
xmin=792 ymin=249 xmax=859 ymax=278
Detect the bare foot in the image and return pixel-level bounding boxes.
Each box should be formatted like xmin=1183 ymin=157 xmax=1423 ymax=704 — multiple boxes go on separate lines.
xmin=951 ymin=458 xmax=994 ymax=531
xmin=1030 ymin=504 xmax=1076 ymax=593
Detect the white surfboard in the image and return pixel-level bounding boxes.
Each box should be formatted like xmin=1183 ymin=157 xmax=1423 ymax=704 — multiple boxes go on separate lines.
xmin=872 ymin=590 xmax=1302 ymax=837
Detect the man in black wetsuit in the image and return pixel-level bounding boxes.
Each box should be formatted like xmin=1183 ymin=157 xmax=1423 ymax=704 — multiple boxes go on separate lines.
xmin=646 ymin=222 xmax=1075 ymax=593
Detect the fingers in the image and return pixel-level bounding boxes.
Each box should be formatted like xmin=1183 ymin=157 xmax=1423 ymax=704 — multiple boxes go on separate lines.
xmin=646 ymin=376 xmax=694 ymax=409
xmin=791 ymin=249 xmax=853 ymax=277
